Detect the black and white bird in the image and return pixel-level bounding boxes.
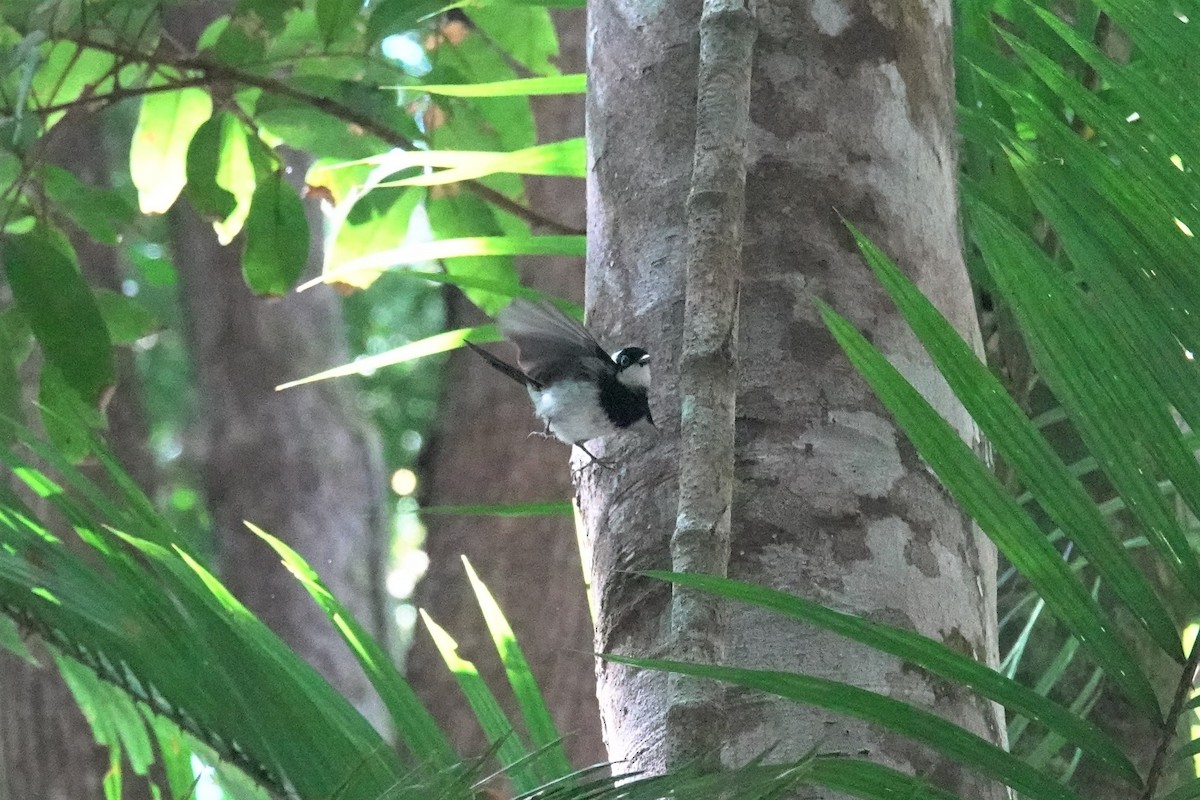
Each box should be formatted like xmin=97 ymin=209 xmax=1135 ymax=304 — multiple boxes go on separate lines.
xmin=465 ymin=299 xmax=654 ymax=465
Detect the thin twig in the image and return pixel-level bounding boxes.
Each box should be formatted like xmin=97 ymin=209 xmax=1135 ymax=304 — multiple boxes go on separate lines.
xmin=1142 ymin=634 xmax=1200 ymax=800
xmin=28 ymin=75 xmax=211 ymax=117
xmin=59 ymin=35 xmax=583 ymax=234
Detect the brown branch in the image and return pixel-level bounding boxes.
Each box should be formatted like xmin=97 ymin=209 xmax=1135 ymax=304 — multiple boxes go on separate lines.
xmin=465 ymin=180 xmax=583 ymax=235
xmin=59 ymin=35 xmax=583 ymax=235
xmin=28 ymin=75 xmax=211 ymax=117
xmin=1143 ymin=634 xmax=1200 ymax=800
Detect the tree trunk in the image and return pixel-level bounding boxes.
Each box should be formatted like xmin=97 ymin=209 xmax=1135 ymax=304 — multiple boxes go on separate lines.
xmin=582 ymin=1 xmax=1005 ymax=795
xmin=162 ymin=0 xmax=389 ymax=737
xmin=171 ymin=192 xmax=391 ymax=733
xmin=406 ymin=9 xmax=605 ymax=765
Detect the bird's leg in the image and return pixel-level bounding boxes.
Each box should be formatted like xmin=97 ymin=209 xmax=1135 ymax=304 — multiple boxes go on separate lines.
xmin=575 ymin=442 xmax=615 ymax=470
xmin=527 ymin=419 xmax=553 ymax=440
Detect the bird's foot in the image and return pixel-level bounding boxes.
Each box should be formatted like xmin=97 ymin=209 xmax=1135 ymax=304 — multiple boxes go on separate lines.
xmin=575 ymin=442 xmax=616 ymax=471
xmin=528 ymin=421 xmax=554 ymax=440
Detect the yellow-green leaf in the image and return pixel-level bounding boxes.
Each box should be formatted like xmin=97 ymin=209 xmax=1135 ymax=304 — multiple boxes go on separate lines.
xmin=398 ymin=74 xmax=586 ymax=97
xmin=130 ymin=87 xmax=213 ymax=214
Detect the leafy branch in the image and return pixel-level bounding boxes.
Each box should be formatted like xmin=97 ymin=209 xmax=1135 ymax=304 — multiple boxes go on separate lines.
xmin=14 ymin=33 xmax=583 ymax=236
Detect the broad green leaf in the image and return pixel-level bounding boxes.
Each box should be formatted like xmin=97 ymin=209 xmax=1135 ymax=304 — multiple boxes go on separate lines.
xmin=130 ymin=87 xmax=212 ymax=214
xmin=241 ymin=173 xmax=309 ymax=296
xmin=366 ymin=0 xmax=448 ymax=43
xmin=419 ymin=611 xmax=540 ymax=792
xmin=28 ymin=42 xmax=117 ymax=128
xmin=644 ymin=570 xmax=1140 ymax=786
xmin=211 ymin=117 xmax=256 ymax=244
xmin=426 ymin=31 xmax=535 ymax=155
xmin=275 ymin=325 xmax=497 ymax=389
xmin=39 ymin=365 xmax=106 ymax=470
xmin=185 ymin=113 xmax=238 ymax=220
xmin=0 ymin=150 xmax=21 ymax=197
xmin=315 ymin=0 xmax=358 ymax=42
xmin=463 ymin=557 xmax=571 ymax=781
xmin=0 ymin=31 xmax=42 ymax=123
xmin=323 ymin=186 xmax=423 ymax=290
xmin=3 ymin=231 xmax=113 ymax=404
xmin=247 ymin=523 xmax=459 ymax=774
xmin=469 ymin=4 xmax=559 ymax=76
xmin=307 ymin=235 xmax=585 ymax=291
xmin=92 ymin=290 xmax=161 ymax=346
xmin=426 ymin=193 xmax=521 ymax=314
xmin=262 ymin=8 xmax=323 ymax=61
xmin=0 ymin=307 xmax=33 ymax=366
xmin=40 ymin=166 xmax=135 ymax=245
xmin=127 ymin=241 xmax=177 ymax=288
xmin=400 ymin=74 xmax=586 ymax=97
xmin=0 ymin=315 xmax=23 ymax=446
xmin=608 ymin=655 xmax=1083 ymax=800
xmin=849 ymin=225 xmax=1181 ymax=662
xmin=419 ymin=500 xmax=573 ymax=517
xmin=204 ymin=12 xmax=270 ymax=66
xmin=254 ymin=78 xmax=421 ymax=158
xmin=816 ymin=300 xmax=1162 ymax=721
xmin=235 ymin=0 xmax=300 ymax=33
xmin=255 ymin=95 xmax=382 ymax=160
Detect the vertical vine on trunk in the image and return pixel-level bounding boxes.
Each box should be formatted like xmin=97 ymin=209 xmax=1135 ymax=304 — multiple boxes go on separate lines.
xmin=666 ymin=0 xmax=757 ymax=769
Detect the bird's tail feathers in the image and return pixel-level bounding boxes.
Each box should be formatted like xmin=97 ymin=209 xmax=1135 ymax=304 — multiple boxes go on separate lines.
xmin=465 ymin=341 xmax=539 ymax=389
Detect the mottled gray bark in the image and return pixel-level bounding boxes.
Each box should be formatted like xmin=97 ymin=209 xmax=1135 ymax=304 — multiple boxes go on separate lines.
xmin=406 ymin=9 xmax=606 ymax=765
xmin=582 ymin=1 xmax=1004 ymax=795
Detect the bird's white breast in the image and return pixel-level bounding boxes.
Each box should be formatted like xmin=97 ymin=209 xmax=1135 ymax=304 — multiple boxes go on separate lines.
xmin=528 ymin=381 xmax=617 ymax=445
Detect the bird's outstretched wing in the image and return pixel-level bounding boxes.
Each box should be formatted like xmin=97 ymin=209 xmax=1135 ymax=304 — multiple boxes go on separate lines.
xmin=498 ymin=299 xmax=613 ymax=385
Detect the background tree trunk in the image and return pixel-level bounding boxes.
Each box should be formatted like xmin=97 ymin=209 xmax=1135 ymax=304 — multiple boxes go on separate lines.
xmin=582 ymin=1 xmax=1005 ymax=794
xmin=406 ymin=9 xmax=606 ymax=765
xmin=158 ymin=1 xmax=391 ymax=734
xmin=170 ymin=199 xmax=391 ymax=732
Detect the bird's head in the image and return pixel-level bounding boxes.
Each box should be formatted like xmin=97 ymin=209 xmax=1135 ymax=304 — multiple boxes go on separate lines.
xmin=612 ymin=346 xmax=651 ymax=392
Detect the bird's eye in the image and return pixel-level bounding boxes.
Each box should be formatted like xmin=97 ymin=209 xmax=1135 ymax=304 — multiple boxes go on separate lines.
xmin=619 ymin=354 xmax=630 ymax=367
